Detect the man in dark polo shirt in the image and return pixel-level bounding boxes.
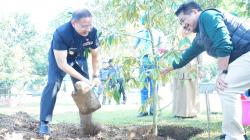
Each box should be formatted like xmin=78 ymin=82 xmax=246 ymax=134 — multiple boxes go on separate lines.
xmin=39 ymin=9 xmax=101 ymax=136
xmin=161 ymin=1 xmax=250 ymax=140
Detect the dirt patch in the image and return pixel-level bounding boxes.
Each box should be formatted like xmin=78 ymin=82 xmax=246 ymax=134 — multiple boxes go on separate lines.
xmin=0 ymin=112 xmax=204 ymax=140
xmin=127 ymin=125 xmax=203 ymax=140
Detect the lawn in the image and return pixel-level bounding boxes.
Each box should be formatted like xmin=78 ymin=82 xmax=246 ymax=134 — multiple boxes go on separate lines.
xmin=0 ymin=92 xmax=249 ymax=139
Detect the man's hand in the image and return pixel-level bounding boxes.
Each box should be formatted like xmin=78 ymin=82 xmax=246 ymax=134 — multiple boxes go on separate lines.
xmin=160 ymin=67 xmax=174 ymax=75
xmin=216 ymin=73 xmax=227 ymax=91
xmin=91 ymin=77 xmax=100 ymax=87
xmin=75 ymin=81 xmax=92 ymax=94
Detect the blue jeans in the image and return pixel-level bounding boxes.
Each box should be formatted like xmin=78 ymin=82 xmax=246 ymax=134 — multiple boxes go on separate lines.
xmin=140 ymin=77 xmax=154 ymax=113
xmin=40 ymin=62 xmax=89 ymax=122
xmin=245 ymin=89 xmax=250 ymax=97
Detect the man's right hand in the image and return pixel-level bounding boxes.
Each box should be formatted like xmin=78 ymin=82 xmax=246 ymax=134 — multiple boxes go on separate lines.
xmin=75 ymin=81 xmax=92 ymax=94
xmin=160 ymin=67 xmax=174 ymax=75
xmin=91 ymin=77 xmax=100 ymax=87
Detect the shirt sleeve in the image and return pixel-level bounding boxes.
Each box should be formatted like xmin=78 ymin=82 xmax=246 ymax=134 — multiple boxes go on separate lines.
xmin=52 ymin=30 xmax=68 ymax=50
xmin=200 ymin=10 xmax=233 ymax=57
xmin=172 ymin=39 xmax=204 ymax=69
xmin=90 ymin=28 xmax=99 ymax=49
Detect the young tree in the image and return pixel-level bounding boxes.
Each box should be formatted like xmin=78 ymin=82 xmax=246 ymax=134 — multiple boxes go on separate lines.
xmin=90 ymin=0 xmax=182 ymax=135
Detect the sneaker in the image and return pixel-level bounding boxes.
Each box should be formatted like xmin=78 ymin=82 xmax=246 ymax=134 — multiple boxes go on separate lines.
xmin=137 ymin=112 xmax=148 ymax=117
xmin=39 ymin=121 xmax=50 ymax=135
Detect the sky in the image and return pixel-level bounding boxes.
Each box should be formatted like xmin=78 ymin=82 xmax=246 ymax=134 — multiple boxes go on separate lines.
xmin=0 ymin=0 xmax=88 ymax=32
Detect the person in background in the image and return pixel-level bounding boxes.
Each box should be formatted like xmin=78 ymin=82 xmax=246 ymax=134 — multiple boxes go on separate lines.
xmin=134 ymin=16 xmax=164 ymax=117
xmin=107 ymin=59 xmax=127 ymax=104
xmin=161 ymin=1 xmax=250 ymax=139
xmin=98 ymin=61 xmax=110 ymax=104
xmin=172 ymin=57 xmax=201 ymax=118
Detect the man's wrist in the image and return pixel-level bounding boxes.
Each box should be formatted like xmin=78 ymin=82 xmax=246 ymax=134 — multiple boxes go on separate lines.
xmin=92 ymin=74 xmax=99 ymax=78
xmin=218 ymin=69 xmax=228 ymax=75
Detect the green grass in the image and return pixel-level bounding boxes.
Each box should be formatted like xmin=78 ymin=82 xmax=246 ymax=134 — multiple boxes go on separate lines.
xmin=0 ymin=96 xmax=249 ymax=139
xmin=52 ymin=107 xmax=249 ymax=139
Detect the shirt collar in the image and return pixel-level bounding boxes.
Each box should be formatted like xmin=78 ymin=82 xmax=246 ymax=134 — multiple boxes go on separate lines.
xmin=194 ymin=20 xmax=199 ymax=33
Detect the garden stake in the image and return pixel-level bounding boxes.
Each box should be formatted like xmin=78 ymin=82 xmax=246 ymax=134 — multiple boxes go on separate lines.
xmin=205 ymin=91 xmax=211 ymax=140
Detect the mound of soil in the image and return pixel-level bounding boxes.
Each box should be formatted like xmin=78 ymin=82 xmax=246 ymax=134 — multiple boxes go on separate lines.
xmin=0 ymin=112 xmax=204 ymax=140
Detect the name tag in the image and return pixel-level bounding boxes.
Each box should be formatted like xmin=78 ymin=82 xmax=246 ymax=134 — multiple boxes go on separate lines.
xmin=82 ymin=41 xmax=93 ymax=47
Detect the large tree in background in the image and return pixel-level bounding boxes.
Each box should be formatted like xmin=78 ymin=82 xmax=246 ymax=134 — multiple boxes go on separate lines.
xmin=0 ymin=13 xmax=48 ymax=92
xmin=0 ymin=13 xmax=34 ymax=90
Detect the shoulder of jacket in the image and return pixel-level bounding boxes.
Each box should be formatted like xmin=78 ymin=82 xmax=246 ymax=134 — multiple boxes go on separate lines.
xmin=201 ymin=9 xmax=222 ymax=17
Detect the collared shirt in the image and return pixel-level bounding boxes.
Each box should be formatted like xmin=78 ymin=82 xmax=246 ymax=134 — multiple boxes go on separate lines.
xmin=47 ymin=22 xmax=99 ymax=76
xmin=99 ymin=68 xmax=110 ymax=81
xmin=51 ymin=22 xmax=99 ymax=64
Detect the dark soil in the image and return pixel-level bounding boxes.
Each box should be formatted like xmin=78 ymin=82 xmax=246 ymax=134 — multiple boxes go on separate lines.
xmin=0 ymin=112 xmax=204 ymax=140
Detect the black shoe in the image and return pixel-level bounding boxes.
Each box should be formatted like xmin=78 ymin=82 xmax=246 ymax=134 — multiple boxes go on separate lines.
xmin=149 ymin=112 xmax=153 ymax=116
xmin=137 ymin=112 xmax=148 ymax=117
xmin=121 ymin=100 xmax=126 ymax=104
xmin=244 ymin=134 xmax=248 ymax=140
xmin=218 ymin=134 xmax=226 ymax=140
xmin=174 ymin=115 xmax=196 ymax=119
xmin=216 ymin=134 xmax=248 ymax=140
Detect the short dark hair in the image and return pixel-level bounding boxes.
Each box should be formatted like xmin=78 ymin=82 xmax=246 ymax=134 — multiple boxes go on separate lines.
xmin=175 ymin=1 xmax=202 ymax=16
xmin=71 ymin=9 xmax=92 ymax=20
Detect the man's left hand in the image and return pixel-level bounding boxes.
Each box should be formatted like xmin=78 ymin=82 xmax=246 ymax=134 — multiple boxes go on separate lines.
xmin=216 ymin=73 xmax=227 ymax=91
xmin=92 ymin=77 xmax=100 ymax=87
xmin=160 ymin=67 xmax=173 ymax=75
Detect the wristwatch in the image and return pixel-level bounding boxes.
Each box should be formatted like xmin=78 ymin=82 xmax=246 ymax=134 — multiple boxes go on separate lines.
xmin=219 ymin=69 xmax=228 ymax=75
xmin=92 ymin=75 xmax=99 ymax=78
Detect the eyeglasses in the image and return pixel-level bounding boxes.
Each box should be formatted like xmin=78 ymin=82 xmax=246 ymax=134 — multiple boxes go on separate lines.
xmin=76 ymin=23 xmax=93 ymax=30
